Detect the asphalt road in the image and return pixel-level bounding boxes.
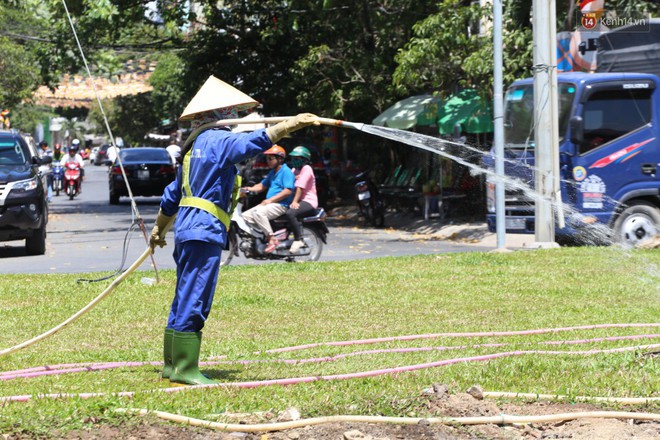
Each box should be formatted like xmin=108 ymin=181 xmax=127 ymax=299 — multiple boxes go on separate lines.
xmin=0 ymin=164 xmax=492 ymax=274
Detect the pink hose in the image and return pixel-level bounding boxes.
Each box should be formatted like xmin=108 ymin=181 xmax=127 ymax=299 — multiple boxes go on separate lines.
xmin=263 ymin=323 xmax=660 ymax=353
xmin=2 ymin=330 xmax=659 ymax=381
xmin=2 ymin=343 xmax=659 ymax=403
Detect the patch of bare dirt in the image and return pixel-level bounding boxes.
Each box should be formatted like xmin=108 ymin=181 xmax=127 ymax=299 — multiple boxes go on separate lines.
xmin=6 ymin=386 xmax=659 ymax=439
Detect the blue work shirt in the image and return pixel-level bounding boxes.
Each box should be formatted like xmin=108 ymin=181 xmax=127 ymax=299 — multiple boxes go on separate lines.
xmin=261 ymin=164 xmax=295 ymax=207
xmin=160 ymin=128 xmax=272 ymax=245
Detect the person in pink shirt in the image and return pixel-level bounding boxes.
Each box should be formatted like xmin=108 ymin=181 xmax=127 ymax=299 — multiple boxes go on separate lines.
xmin=285 ymin=146 xmax=318 ymax=253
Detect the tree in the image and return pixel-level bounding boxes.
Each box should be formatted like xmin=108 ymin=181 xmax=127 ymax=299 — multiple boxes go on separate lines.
xmin=88 ymin=93 xmax=160 ymax=146
xmin=0 ymin=3 xmax=43 ymax=108
xmin=148 ymin=53 xmax=187 ymax=122
xmin=0 ymin=36 xmax=41 ymax=108
xmin=1 ymin=0 xmax=187 ymax=89
xmin=393 ymin=0 xmax=532 ymax=99
xmin=289 ymin=0 xmax=440 ymax=121
xmin=393 ymin=0 xmax=660 ymax=100
xmin=180 ymin=1 xmax=438 ymax=122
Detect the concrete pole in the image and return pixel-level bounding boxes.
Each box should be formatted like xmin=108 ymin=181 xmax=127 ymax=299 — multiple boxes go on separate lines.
xmin=532 ymin=0 xmax=560 ymax=247
xmin=493 ymin=0 xmax=506 ymax=249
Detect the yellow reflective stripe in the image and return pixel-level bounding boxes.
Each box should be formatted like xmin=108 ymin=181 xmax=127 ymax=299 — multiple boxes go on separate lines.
xmin=230 ymin=174 xmax=242 ymax=214
xmin=182 ymin=152 xmax=193 ymax=197
xmin=180 ymin=196 xmax=230 ymax=229
xmin=180 ymin=149 xmax=230 ymax=229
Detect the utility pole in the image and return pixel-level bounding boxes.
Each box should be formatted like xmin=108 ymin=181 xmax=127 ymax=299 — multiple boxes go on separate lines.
xmin=493 ymin=0 xmax=506 ymax=250
xmin=532 ymin=0 xmax=560 ymax=247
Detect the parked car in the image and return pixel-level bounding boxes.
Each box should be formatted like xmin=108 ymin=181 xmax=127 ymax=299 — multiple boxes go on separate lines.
xmin=0 ymin=130 xmax=51 ymax=254
xmin=94 ymin=144 xmax=110 ymax=165
xmin=108 ymin=147 xmax=176 ymax=204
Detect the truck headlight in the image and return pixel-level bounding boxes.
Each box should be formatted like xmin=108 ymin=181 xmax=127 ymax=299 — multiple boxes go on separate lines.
xmin=11 ymin=177 xmax=38 ymax=192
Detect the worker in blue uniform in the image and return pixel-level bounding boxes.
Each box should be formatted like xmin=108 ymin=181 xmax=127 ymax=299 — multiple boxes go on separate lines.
xmin=150 ymin=75 xmax=318 ymax=385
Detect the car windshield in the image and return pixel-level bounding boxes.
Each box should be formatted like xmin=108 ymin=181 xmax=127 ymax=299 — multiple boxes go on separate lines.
xmin=0 ymin=139 xmax=28 ymax=165
xmin=503 ymin=83 xmax=576 ymax=149
xmin=119 ymin=149 xmax=170 ymax=162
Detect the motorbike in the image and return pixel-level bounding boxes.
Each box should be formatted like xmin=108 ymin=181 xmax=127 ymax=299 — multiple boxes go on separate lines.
xmin=352 ymin=170 xmax=385 ymax=227
xmin=63 ymin=161 xmax=81 ymax=200
xmin=220 ymin=192 xmax=329 ymax=266
xmin=51 ymin=163 xmax=63 ymax=196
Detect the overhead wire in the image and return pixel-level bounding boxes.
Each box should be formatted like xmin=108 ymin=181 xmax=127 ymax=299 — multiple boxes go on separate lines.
xmin=60 ymin=0 xmax=160 ymax=280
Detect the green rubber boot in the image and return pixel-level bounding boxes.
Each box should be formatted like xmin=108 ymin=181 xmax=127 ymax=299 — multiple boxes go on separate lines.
xmin=162 ymin=328 xmax=173 ymax=379
xmin=169 ymin=331 xmax=217 ymax=385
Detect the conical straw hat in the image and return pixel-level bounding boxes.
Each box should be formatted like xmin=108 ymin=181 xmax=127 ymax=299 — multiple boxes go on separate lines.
xmin=179 ymin=75 xmax=259 ymax=121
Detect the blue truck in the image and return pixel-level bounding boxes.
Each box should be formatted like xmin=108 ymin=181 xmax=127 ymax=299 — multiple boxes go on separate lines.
xmin=484 ymin=70 xmax=660 ymax=246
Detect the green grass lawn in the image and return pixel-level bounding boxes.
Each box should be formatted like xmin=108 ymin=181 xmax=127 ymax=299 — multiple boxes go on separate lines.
xmin=0 ymin=247 xmax=658 ymax=435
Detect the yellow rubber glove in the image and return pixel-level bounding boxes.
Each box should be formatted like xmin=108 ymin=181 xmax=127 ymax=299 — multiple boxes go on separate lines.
xmin=150 ymin=209 xmax=175 ymax=251
xmin=266 ymin=113 xmax=320 ymax=143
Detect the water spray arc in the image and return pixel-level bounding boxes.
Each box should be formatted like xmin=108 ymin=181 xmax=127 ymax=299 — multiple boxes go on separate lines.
xmin=3 ymin=112 xmax=643 ymax=359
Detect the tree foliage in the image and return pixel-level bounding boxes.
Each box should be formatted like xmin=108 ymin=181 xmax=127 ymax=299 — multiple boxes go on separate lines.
xmin=88 ymin=92 xmax=160 ymax=146
xmin=181 ymin=1 xmax=439 ymax=123
xmin=288 ymin=0 xmax=439 ymax=120
xmin=0 ymin=36 xmax=40 ymax=108
xmin=148 ymin=52 xmax=187 ymax=122
xmin=393 ymin=0 xmax=536 ymax=99
xmin=2 ymin=0 xmax=187 ymax=90
xmin=0 ymin=4 xmax=43 ymax=108
xmin=5 ymin=0 xmax=660 ymax=139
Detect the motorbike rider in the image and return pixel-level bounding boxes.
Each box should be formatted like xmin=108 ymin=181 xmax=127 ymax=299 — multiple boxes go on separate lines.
xmin=149 ymin=74 xmax=319 ymax=385
xmin=38 ymin=141 xmax=53 ymax=203
xmin=52 ymin=143 xmax=64 ymax=162
xmin=241 ymin=145 xmax=295 ymax=253
xmin=285 ymin=146 xmax=318 ymax=253
xmin=60 ymin=140 xmax=85 ymax=193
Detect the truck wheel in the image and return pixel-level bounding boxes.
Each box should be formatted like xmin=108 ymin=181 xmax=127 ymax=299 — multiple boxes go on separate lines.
xmin=613 ymin=201 xmax=660 ymax=248
xmin=109 ymin=191 xmax=120 ymax=205
xmin=26 ymin=224 xmax=47 ymax=255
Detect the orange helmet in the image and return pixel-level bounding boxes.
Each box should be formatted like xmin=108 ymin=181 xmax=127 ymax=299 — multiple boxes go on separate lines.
xmin=263 ymin=145 xmax=286 ymax=158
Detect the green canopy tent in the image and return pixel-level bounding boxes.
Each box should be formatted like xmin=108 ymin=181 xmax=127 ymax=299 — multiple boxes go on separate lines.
xmin=372 ymin=95 xmax=441 ymax=129
xmin=437 ymin=89 xmax=493 ymax=135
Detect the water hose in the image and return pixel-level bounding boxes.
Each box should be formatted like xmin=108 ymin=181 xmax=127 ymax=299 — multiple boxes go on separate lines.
xmin=116 ymin=408 xmax=660 ymax=433
xmin=2 ymin=116 xmax=357 ymax=358
xmin=3 ymin=333 xmax=659 ymax=381
xmin=483 ymin=391 xmax=660 ymax=405
xmin=184 ymin=116 xmax=364 ymax=148
xmin=4 ymin=343 xmax=660 ymax=403
xmin=0 ymin=219 xmax=174 ymax=359
xmin=0 ymin=248 xmax=151 ymax=358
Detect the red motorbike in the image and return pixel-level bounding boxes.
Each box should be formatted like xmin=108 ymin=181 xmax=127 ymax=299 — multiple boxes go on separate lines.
xmin=63 ymin=161 xmax=82 ymax=200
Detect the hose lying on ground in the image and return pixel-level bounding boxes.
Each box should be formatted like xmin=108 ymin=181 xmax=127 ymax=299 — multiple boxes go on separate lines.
xmin=483 ymin=391 xmax=660 ymax=405
xmin=116 ymin=408 xmax=660 ymax=433
xmin=0 ymin=246 xmax=153 ymax=358
xmin=0 ymin=218 xmax=174 ymax=359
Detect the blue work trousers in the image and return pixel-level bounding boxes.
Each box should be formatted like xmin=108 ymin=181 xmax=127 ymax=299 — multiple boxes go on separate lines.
xmin=167 ymin=240 xmax=222 ymax=332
